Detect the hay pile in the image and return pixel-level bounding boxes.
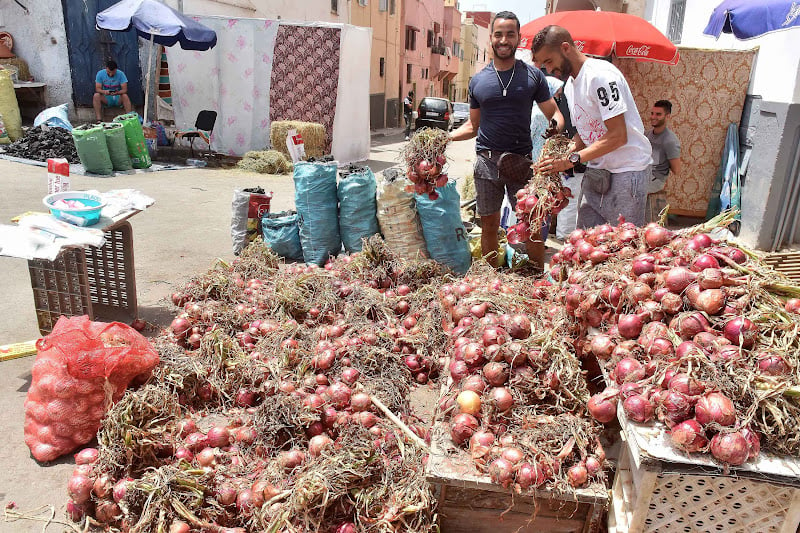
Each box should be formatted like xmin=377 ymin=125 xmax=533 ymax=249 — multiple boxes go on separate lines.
xmin=270 ymin=121 xmax=326 ymax=159
xmin=237 ymin=150 xmax=293 ymax=174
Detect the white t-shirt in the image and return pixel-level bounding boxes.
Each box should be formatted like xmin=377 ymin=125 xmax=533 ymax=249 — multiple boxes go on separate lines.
xmin=564 ymin=58 xmax=652 ymax=173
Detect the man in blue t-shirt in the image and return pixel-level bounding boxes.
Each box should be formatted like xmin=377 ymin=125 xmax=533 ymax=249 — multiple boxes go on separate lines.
xmin=450 ymin=11 xmax=563 ymax=270
xmin=93 ymin=60 xmax=133 ymax=120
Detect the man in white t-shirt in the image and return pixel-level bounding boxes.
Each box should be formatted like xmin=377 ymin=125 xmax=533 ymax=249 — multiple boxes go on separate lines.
xmin=531 ymin=25 xmax=652 ymax=227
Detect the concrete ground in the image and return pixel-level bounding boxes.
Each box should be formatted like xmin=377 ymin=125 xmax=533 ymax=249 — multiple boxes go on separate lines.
xmin=0 ymin=130 xmax=479 ymax=531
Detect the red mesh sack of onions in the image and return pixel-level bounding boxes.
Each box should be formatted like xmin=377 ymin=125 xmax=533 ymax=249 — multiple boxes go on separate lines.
xmin=399 ymin=127 xmax=450 ymax=200
xmin=24 ymin=315 xmax=159 ymax=462
xmin=507 ymin=135 xmax=573 ymax=245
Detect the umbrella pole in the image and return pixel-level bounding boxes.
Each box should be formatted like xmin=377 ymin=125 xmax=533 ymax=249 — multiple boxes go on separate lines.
xmin=143 ymin=32 xmax=155 ymax=124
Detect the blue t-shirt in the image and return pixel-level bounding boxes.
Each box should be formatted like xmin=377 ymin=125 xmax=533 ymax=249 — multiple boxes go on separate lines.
xmin=95 ymin=69 xmax=128 ymax=93
xmin=470 ymin=60 xmax=551 ymax=155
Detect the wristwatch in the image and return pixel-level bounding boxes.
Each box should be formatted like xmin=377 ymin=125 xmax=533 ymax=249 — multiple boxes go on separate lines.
xmin=568 ymin=152 xmax=581 ymax=166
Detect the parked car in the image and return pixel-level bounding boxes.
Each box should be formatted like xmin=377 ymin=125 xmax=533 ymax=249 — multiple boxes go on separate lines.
xmin=452 ymin=102 xmax=470 ymax=129
xmin=415 ymin=97 xmax=453 ymax=131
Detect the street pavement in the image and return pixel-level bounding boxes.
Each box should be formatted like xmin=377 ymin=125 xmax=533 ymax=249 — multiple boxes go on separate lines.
xmin=0 ymin=129 xmax=477 ymax=531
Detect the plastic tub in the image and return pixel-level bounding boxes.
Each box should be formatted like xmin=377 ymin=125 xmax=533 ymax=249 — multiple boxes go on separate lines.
xmin=43 ymin=191 xmax=106 ymax=226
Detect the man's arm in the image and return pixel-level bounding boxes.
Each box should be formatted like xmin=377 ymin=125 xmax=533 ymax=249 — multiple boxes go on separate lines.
xmin=668 ymin=157 xmax=682 ymax=177
xmin=95 ymin=81 xmax=106 ymax=95
xmin=450 ymin=107 xmax=480 ymax=141
xmin=537 ymin=114 xmax=627 ymax=173
xmin=538 ymin=98 xmax=564 ymax=134
xmin=116 ymin=82 xmax=128 ymax=95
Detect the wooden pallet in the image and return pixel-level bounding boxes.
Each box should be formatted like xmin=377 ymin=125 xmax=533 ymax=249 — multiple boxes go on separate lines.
xmin=762 ymin=251 xmax=800 ymax=283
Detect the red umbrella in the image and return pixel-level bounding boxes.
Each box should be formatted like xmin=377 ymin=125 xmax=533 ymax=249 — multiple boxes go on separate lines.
xmin=519 ymin=11 xmax=680 ymax=65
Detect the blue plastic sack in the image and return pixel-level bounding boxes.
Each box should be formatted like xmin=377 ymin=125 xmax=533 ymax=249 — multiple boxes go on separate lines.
xmin=33 ymin=104 xmax=72 ymax=131
xmin=338 ymin=166 xmax=380 ymax=253
xmin=262 ymin=211 xmax=304 ymax=261
xmin=294 ymin=161 xmax=341 ymax=266
xmin=415 ymin=181 xmax=472 ymax=275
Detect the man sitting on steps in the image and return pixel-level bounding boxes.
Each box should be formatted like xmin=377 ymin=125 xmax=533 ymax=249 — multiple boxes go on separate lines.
xmin=93 ymin=60 xmax=133 ymax=121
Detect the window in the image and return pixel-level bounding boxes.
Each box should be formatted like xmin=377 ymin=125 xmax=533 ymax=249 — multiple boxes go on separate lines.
xmin=405 ymin=27 xmax=417 ymax=50
xmin=390 ymin=0 xmax=395 ymax=15
xmin=427 ymin=30 xmax=434 ymax=47
xmin=379 ymin=0 xmax=387 ymax=11
xmin=331 ymin=0 xmax=338 ymax=14
xmin=358 ymin=0 xmax=367 ymax=6
xmin=667 ymin=0 xmax=686 ymax=43
xmin=379 ymin=57 xmax=385 ymax=77
xmin=406 ymin=64 xmax=413 ymax=83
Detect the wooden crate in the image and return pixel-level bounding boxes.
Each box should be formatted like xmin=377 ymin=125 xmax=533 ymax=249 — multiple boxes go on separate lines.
xmin=608 ymin=407 xmax=800 ymax=533
xmin=762 ymin=251 xmax=800 ymax=283
xmin=427 ymin=423 xmax=608 ymax=533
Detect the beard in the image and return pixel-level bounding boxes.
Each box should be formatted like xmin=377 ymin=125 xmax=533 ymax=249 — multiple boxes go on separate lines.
xmin=555 ymin=52 xmax=574 ymax=81
xmin=492 ymin=41 xmax=516 ymax=61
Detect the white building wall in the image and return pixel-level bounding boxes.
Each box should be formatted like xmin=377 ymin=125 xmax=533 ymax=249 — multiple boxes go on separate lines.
xmin=166 ymin=0 xmax=350 ymax=23
xmin=0 ymin=0 xmax=72 ymax=109
xmin=646 ymin=0 xmax=800 ymax=104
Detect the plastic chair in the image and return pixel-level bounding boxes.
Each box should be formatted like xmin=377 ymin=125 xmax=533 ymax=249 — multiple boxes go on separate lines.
xmin=175 ymin=110 xmax=216 ymax=156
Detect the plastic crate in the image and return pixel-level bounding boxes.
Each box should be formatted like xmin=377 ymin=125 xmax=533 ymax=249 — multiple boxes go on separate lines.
xmin=608 ymin=435 xmax=800 ymax=533
xmin=27 ymin=221 xmax=138 ymax=335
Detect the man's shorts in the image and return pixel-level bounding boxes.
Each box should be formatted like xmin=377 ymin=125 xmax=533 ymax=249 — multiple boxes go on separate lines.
xmin=473 ymin=151 xmax=530 ymax=217
xmin=104 ymin=95 xmax=121 ymax=107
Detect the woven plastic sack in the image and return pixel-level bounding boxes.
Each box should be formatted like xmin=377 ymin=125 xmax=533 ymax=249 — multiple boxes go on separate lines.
xmin=231 ymin=188 xmax=273 ymax=255
xmin=102 ymin=122 xmax=133 ymax=171
xmin=294 ymin=161 xmax=341 ymax=266
xmin=72 ymin=124 xmax=114 ymax=175
xmin=376 ymin=167 xmax=427 ymax=260
xmin=0 ymin=113 xmax=8 ymax=144
xmin=23 ymin=315 xmax=159 ymax=462
xmin=262 ymin=211 xmax=303 ymax=261
xmin=113 ymin=112 xmax=151 ymax=169
xmin=415 ymin=180 xmax=472 ymax=275
xmin=337 ymin=166 xmax=380 ymax=253
xmin=0 ymin=69 xmax=22 ymax=141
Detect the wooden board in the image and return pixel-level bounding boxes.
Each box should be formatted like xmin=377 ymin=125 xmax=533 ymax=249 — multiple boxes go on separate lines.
xmin=762 ymin=251 xmax=800 ymax=283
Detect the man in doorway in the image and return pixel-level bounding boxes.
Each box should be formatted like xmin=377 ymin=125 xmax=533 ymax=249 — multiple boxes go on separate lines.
xmin=532 ymin=25 xmax=652 ymax=228
xmin=450 ymin=11 xmax=563 ymax=270
xmin=93 ymin=60 xmax=133 ymax=121
xmin=403 ymin=90 xmax=414 ymax=140
xmin=646 ymin=99 xmax=681 ymax=194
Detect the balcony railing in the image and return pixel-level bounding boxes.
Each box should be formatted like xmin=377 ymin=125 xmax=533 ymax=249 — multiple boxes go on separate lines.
xmin=432 ymin=45 xmax=447 ymax=55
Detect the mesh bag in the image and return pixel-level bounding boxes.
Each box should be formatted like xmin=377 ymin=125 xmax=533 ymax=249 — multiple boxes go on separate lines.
xmin=23 ymin=315 xmax=159 ymax=462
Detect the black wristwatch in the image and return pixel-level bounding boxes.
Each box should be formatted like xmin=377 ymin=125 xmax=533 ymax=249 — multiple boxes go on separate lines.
xmin=568 ymin=152 xmax=581 ymax=166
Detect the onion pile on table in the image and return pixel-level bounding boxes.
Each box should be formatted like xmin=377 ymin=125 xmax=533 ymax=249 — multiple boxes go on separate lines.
xmin=399 ymin=127 xmax=450 ymax=200
xmin=436 ymin=265 xmax=606 ymax=491
xmin=552 ymin=214 xmax=800 ymax=466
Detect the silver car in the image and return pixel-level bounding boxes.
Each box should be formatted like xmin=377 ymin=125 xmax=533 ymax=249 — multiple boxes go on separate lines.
xmin=452 ymin=102 xmax=470 ymax=129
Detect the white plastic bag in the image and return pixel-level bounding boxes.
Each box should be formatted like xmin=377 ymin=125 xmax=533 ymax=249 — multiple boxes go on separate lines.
xmin=285 ymin=129 xmax=306 ymax=163
xmin=34 ymin=103 xmax=73 ymax=131
xmin=556 ymin=172 xmax=582 ymax=240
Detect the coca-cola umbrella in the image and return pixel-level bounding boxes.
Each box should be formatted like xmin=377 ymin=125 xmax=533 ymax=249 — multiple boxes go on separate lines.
xmin=96 ymin=0 xmax=217 ymax=123
xmin=519 ymin=10 xmax=680 ymax=65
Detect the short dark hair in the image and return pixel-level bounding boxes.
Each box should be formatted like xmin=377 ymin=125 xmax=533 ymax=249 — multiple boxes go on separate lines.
xmin=531 ymin=25 xmax=575 ymax=53
xmin=491 ymin=11 xmax=520 ymax=33
xmin=106 ymin=60 xmax=118 ymax=71
xmin=408 ymin=90 xmax=414 ymax=96
xmin=654 ymin=99 xmax=673 ymax=114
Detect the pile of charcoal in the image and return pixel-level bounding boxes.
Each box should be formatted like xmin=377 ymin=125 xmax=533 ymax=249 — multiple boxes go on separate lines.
xmin=2 ymin=125 xmax=79 ymax=163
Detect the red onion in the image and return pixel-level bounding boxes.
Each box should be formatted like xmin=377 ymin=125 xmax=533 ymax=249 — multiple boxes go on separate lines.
xmin=196 ymin=447 xmax=217 ymax=467
xmin=354 ymin=411 xmax=378 ymax=428
xmin=94 ymin=501 xmax=121 ymax=524
xmin=588 ymin=390 xmax=618 ymax=423
xmin=670 ymin=419 xmax=708 ymax=452
xmin=740 ymin=426 xmax=761 ymax=460
xmin=170 ymin=316 xmax=191 ymax=338
xmin=174 ymin=447 xmax=194 ymax=462
xmin=505 ymin=314 xmax=532 ymax=339
xmin=490 ymin=387 xmax=514 ymax=412
xmin=723 ymin=317 xmax=757 ymax=349
xmin=74 ymin=447 xmax=99 ymax=465
xmin=664 ymin=267 xmax=697 ymax=294
xmin=619 ymin=382 xmax=644 ymax=399
xmin=482 ymin=327 xmax=509 ymax=347
xmin=449 ymin=359 xmax=469 ymax=381
xmin=176 ymin=418 xmax=198 ymax=438
xmin=93 ymin=473 xmax=113 ymax=499
xmin=660 ymin=292 xmax=684 ymax=315
xmin=278 ymin=449 xmax=306 ymax=470
xmin=489 ymin=457 xmax=515 ymax=487
xmin=450 ymin=413 xmax=479 ymax=445
xmin=585 ymin=456 xmax=602 ymax=477
xmin=623 ymin=394 xmax=654 ymax=423
xmin=327 ymin=382 xmax=352 ymax=409
xmin=710 ymin=431 xmax=750 ymax=465
xmin=67 ymin=474 xmax=93 ymax=505
xmin=658 ymin=390 xmax=692 ymax=422
xmin=691 ymin=253 xmax=720 ymax=272
xmin=207 ymin=426 xmax=231 ymax=448
xmin=215 ymin=482 xmax=238 ymax=506
xmin=686 ymin=285 xmax=725 ymax=315
xmin=697 ymin=268 xmax=724 ymax=290
xmin=644 ymin=337 xmax=675 ymax=359
xmin=308 ymin=434 xmax=334 ymax=457
xmin=632 ymin=258 xmax=656 ymax=276
xmin=516 ymin=462 xmax=544 ymax=489
xmin=469 ymin=430 xmax=495 ymax=458
xmin=184 ymin=431 xmax=208 ymax=451
xmin=501 ymin=447 xmax=525 ymax=465
xmin=785 ymin=298 xmax=800 ymax=313
xmin=614 ymin=358 xmax=645 ymax=384
xmin=350 ymin=392 xmax=372 ymax=412
xmin=758 ymin=353 xmax=792 ymax=376
xmin=483 ymin=362 xmax=509 ymax=386
xmin=66 ymin=500 xmax=86 ymax=522
xmin=462 ymin=342 xmax=486 ymax=366
xmin=617 ymin=314 xmax=644 ymax=339
xmin=462 ymin=375 xmax=488 ymax=393
xmin=671 ymin=312 xmax=710 ymax=339
xmin=695 ymin=392 xmax=737 ymax=427
xmin=336 ymin=523 xmax=358 ymax=533
xmin=644 ymin=224 xmax=674 ymax=249
xmin=567 ymin=462 xmax=589 ymax=487
xmin=668 ymin=373 xmax=706 ymax=396
xmin=590 ymin=334 xmax=616 ymax=360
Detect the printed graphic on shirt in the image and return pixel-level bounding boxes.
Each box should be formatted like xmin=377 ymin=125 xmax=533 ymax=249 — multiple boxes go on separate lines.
xmin=571 ymin=102 xmax=606 ymax=144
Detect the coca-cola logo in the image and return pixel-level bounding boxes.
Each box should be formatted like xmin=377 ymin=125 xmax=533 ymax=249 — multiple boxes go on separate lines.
xmin=574 ymin=40 xmax=586 ymax=51
xmin=626 ymin=45 xmax=651 ymax=57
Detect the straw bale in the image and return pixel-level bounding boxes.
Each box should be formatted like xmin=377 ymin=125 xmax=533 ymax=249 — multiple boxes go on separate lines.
xmin=237 ymin=150 xmax=293 ymax=174
xmin=270 ymin=120 xmax=326 ymax=159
